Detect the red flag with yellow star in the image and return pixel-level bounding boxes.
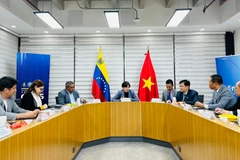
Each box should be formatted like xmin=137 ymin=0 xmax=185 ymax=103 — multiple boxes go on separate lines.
xmin=138 ymin=50 xmax=159 ymax=101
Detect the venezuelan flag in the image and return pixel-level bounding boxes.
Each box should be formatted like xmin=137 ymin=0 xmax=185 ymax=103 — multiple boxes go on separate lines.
xmin=92 ymin=48 xmax=111 ymax=102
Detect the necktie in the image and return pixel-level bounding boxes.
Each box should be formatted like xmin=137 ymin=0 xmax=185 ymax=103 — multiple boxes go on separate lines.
xmin=167 ymin=92 xmax=171 ymax=101
xmin=182 ymin=94 xmax=186 ymax=102
xmin=2 ymin=103 xmax=6 ymax=111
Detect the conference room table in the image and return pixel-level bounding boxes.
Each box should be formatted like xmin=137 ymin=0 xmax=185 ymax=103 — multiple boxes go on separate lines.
xmin=0 ymin=102 xmax=240 ymax=160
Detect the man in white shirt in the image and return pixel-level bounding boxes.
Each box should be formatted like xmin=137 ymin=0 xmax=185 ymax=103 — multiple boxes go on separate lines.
xmin=161 ymin=79 xmax=177 ymax=103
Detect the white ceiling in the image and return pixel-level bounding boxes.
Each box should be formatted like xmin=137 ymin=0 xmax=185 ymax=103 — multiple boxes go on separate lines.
xmin=0 ymin=0 xmax=240 ymax=35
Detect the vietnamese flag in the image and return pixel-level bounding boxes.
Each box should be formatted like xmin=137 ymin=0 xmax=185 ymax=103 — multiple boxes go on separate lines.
xmin=138 ymin=50 xmax=159 ymax=101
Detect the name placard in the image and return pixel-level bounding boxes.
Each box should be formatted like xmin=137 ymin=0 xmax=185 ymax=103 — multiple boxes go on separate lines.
xmin=0 ymin=116 xmax=7 ymax=127
xmin=202 ymin=111 xmax=211 ymax=119
xmin=60 ymin=106 xmax=70 ymax=112
xmin=0 ymin=124 xmax=12 ymax=139
xmin=92 ymin=99 xmax=101 ymax=103
xmin=35 ymin=112 xmax=50 ymax=122
xmin=121 ymin=98 xmax=131 ymax=102
xmin=184 ymin=104 xmax=193 ymax=111
xmin=151 ymin=98 xmax=162 ymax=103
xmin=202 ymin=111 xmax=216 ymax=120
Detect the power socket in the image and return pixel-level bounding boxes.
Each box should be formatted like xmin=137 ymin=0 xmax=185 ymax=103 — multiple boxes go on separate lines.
xmin=178 ymin=145 xmax=181 ymax=152
xmin=72 ymin=146 xmax=76 ymax=153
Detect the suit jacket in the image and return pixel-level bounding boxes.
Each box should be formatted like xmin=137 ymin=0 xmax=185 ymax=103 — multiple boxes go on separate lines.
xmin=207 ymin=85 xmax=236 ymax=110
xmin=112 ymin=89 xmax=139 ymax=102
xmin=0 ymin=94 xmax=28 ymax=120
xmin=176 ymin=89 xmax=198 ymax=105
xmin=228 ymin=97 xmax=240 ymax=116
xmin=58 ymin=89 xmax=80 ymax=105
xmin=21 ymin=92 xmax=43 ymax=111
xmin=162 ymin=89 xmax=177 ymax=102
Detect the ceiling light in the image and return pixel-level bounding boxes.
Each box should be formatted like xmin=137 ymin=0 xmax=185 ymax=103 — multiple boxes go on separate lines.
xmin=34 ymin=11 xmax=63 ymax=29
xmin=200 ymin=28 xmax=205 ymax=31
xmin=104 ymin=11 xmax=120 ymax=28
xmin=96 ymin=31 xmax=100 ymax=33
xmin=166 ymin=8 xmax=192 ymax=27
xmin=44 ymin=31 xmax=49 ymax=33
xmin=11 ymin=25 xmax=16 ymax=28
xmin=147 ymin=30 xmax=152 ymax=32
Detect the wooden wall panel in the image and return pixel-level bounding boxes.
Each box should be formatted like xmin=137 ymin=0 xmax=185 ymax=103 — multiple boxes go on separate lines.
xmin=1 ymin=103 xmax=240 ymax=160
xmin=142 ymin=103 xmax=169 ymax=141
xmin=167 ymin=105 xmax=193 ymax=159
xmin=0 ymin=106 xmax=83 ymax=160
xmin=83 ymin=103 xmax=110 ymax=142
xmin=168 ymin=105 xmax=240 ymax=160
xmin=74 ymin=106 xmax=84 ymax=151
xmin=110 ymin=102 xmax=142 ymax=136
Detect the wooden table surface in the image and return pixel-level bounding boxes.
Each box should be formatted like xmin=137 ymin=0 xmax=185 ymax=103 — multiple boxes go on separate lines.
xmin=1 ymin=102 xmax=239 ymax=160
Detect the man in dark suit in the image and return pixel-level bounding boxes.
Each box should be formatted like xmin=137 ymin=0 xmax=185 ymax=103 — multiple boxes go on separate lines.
xmin=0 ymin=76 xmax=40 ymax=120
xmin=176 ymin=79 xmax=198 ymax=105
xmin=195 ymin=74 xmax=236 ymax=110
xmin=58 ymin=81 xmax=86 ymax=105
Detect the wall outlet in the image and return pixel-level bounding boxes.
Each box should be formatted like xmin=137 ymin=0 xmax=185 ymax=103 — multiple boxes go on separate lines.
xmin=178 ymin=145 xmax=181 ymax=152
xmin=72 ymin=146 xmax=76 ymax=153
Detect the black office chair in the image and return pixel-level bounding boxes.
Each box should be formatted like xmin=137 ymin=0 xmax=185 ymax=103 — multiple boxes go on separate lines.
xmin=55 ymin=96 xmax=59 ymax=104
xmin=15 ymin=99 xmax=22 ymax=107
xmin=198 ymin=95 xmax=204 ymax=103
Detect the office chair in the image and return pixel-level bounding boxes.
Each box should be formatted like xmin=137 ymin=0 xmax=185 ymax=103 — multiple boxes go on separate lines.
xmin=15 ymin=99 xmax=22 ymax=107
xmin=198 ymin=95 xmax=204 ymax=103
xmin=55 ymin=96 xmax=59 ymax=104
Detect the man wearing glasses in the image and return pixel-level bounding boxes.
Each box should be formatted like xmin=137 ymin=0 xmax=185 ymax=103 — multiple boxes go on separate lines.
xmin=176 ymin=79 xmax=198 ymax=105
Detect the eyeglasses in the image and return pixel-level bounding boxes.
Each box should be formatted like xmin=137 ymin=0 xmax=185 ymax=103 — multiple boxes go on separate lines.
xmin=179 ymin=85 xmax=186 ymax=88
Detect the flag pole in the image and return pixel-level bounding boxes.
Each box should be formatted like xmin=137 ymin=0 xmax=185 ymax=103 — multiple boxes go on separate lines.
xmin=147 ymin=46 xmax=149 ymax=51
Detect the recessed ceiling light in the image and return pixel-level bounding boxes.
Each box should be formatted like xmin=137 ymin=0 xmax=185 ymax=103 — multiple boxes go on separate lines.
xmin=96 ymin=31 xmax=100 ymax=33
xmin=34 ymin=11 xmax=63 ymax=29
xmin=44 ymin=31 xmax=49 ymax=33
xmin=200 ymin=28 xmax=205 ymax=31
xmin=11 ymin=25 xmax=16 ymax=28
xmin=104 ymin=11 xmax=120 ymax=28
xmin=166 ymin=8 xmax=192 ymax=27
xmin=147 ymin=30 xmax=152 ymax=32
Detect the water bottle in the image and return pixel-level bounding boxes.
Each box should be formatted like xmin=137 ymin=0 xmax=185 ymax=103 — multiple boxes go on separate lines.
xmin=238 ymin=109 xmax=240 ymax=126
xmin=172 ymin=97 xmax=176 ymax=104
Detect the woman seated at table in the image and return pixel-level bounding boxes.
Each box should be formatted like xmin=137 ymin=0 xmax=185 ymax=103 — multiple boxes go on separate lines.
xmin=21 ymin=80 xmax=48 ymax=111
xmin=112 ymin=81 xmax=139 ymax=102
xmin=215 ymin=81 xmax=240 ymax=116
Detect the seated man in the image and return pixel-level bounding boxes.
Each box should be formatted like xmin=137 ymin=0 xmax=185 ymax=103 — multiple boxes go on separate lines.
xmin=176 ymin=79 xmax=198 ymax=105
xmin=215 ymin=81 xmax=240 ymax=116
xmin=112 ymin=81 xmax=139 ymax=102
xmin=195 ymin=74 xmax=236 ymax=110
xmin=58 ymin=81 xmax=85 ymax=105
xmin=162 ymin=79 xmax=177 ymax=103
xmin=0 ymin=76 xmax=40 ymax=120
